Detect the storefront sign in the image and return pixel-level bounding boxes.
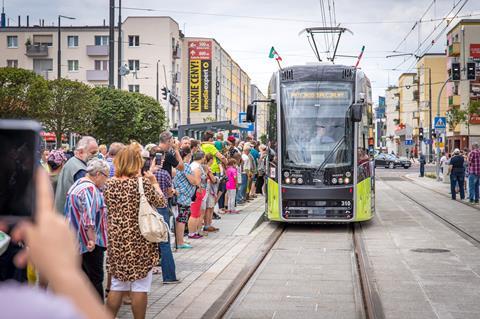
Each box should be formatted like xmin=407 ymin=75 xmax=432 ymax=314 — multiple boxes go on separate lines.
xmin=188 ymin=40 xmax=212 ymax=113
xmin=471 ymin=44 xmax=480 ymax=59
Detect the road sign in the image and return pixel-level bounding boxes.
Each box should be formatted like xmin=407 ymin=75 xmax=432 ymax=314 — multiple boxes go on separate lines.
xmin=405 ymin=140 xmax=414 ymax=145
xmin=434 ymin=117 xmax=446 ymax=129
xmin=238 ymin=112 xmax=254 ymax=131
xmin=435 ymin=142 xmax=445 ymax=148
xmin=423 ymin=139 xmax=432 ymax=144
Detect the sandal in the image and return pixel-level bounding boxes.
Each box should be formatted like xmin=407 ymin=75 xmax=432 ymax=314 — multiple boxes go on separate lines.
xmin=152 ymin=266 xmax=162 ymax=275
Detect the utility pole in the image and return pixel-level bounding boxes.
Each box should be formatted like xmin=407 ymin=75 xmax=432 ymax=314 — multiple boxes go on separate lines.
xmin=117 ymin=0 xmax=122 ymax=89
xmin=428 ymin=68 xmax=432 ymax=163
xmin=156 ymin=60 xmax=160 ymax=102
xmin=436 ymin=78 xmax=450 ymax=181
xmin=57 ymin=15 xmax=75 ymax=79
xmin=108 ymin=0 xmax=115 ymax=88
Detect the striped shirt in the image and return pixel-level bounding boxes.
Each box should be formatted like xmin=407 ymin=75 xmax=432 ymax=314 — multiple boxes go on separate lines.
xmin=173 ymin=163 xmax=196 ymax=206
xmin=106 ymin=157 xmax=115 ymax=177
xmin=65 ymin=178 xmax=108 ymax=254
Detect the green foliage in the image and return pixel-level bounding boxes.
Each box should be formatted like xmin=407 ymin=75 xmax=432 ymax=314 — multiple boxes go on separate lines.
xmin=446 ymin=107 xmax=467 ymax=131
xmin=91 ymin=88 xmax=167 ymax=144
xmin=0 ymin=67 xmax=50 ymax=119
xmin=468 ymin=100 xmax=480 ymax=117
xmin=42 ymin=79 xmax=98 ymax=146
xmin=259 ymin=133 xmax=267 ymax=145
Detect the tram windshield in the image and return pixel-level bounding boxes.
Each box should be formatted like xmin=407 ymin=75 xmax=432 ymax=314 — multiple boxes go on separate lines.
xmin=281 ymin=81 xmax=353 ymax=169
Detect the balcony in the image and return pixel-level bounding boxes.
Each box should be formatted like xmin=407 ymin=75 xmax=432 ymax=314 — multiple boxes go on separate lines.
xmin=86 ymin=70 xmax=108 ymax=81
xmin=86 ymin=45 xmax=109 ymax=56
xmin=25 ymin=44 xmax=49 ymax=57
xmin=413 ymin=90 xmax=419 ymax=101
xmin=448 ymin=42 xmax=460 ymax=57
xmin=448 ymin=94 xmax=461 ymax=107
xmin=174 ymin=72 xmax=181 ymax=83
xmin=173 ymin=45 xmax=181 ymax=59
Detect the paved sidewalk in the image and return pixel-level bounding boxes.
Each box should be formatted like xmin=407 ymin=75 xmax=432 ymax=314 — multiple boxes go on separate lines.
xmin=117 ymin=197 xmax=271 ymax=319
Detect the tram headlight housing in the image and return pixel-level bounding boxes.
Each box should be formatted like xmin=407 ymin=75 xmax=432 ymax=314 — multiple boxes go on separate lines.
xmin=285 ymin=177 xmax=291 ymax=184
xmin=291 ymin=178 xmax=297 ymax=184
xmin=297 ymin=177 xmax=304 ymax=184
xmin=331 ymin=177 xmax=337 ymax=184
xmin=344 ymin=177 xmax=350 ymax=184
xmin=283 ymin=171 xmax=290 ymax=178
xmin=345 ymin=171 xmax=352 ymax=178
xmin=338 ymin=177 xmax=344 ymax=184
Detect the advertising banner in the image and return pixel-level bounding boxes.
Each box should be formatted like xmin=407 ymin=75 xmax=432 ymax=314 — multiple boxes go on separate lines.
xmin=188 ymin=40 xmax=212 ymax=113
xmin=471 ymin=44 xmax=480 ymax=59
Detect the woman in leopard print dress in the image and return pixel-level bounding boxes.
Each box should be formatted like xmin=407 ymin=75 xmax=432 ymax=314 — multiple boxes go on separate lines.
xmin=104 ymin=143 xmax=166 ymax=319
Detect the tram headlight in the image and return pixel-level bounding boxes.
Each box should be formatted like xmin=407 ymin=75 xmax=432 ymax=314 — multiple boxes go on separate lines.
xmin=345 ymin=171 xmax=352 ymax=178
xmin=284 ymin=171 xmax=290 ymax=178
xmin=297 ymin=177 xmax=304 ymax=184
xmin=291 ymin=178 xmax=297 ymax=184
xmin=331 ymin=178 xmax=338 ymax=184
xmin=338 ymin=177 xmax=344 ymax=184
xmin=285 ymin=177 xmax=291 ymax=184
xmin=344 ymin=177 xmax=350 ymax=184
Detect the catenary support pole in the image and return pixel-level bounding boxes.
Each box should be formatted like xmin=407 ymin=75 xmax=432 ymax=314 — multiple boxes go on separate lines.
xmin=108 ymin=0 xmax=115 ymax=88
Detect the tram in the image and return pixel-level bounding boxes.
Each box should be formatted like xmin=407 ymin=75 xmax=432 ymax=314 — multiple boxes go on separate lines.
xmin=250 ymin=64 xmax=375 ymax=222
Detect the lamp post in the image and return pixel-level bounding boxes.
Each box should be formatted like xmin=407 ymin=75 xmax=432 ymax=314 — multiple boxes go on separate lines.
xmin=156 ymin=60 xmax=160 ymax=102
xmin=57 ymin=15 xmax=75 ymax=79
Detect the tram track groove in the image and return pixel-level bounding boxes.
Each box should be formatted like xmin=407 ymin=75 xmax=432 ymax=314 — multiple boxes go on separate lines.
xmin=379 ymin=177 xmax=480 ymax=248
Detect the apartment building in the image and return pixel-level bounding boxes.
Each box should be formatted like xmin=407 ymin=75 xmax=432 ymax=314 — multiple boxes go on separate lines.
xmin=250 ymin=84 xmax=267 ymax=138
xmin=385 ymin=86 xmax=400 ymax=154
xmin=180 ymin=37 xmax=251 ymax=126
xmin=0 ymin=16 xmax=183 ymax=127
xmin=416 ymin=53 xmax=448 ymax=155
xmin=446 ymin=19 xmax=480 ymax=151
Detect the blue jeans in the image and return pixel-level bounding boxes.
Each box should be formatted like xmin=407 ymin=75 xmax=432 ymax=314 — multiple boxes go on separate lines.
xmin=157 ymin=207 xmax=177 ymax=282
xmin=450 ymin=173 xmax=465 ymax=200
xmin=237 ymin=174 xmax=248 ymax=203
xmin=468 ymin=173 xmax=480 ymax=202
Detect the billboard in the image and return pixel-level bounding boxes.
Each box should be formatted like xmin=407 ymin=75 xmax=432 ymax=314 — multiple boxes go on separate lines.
xmin=188 ymin=40 xmax=212 ymax=113
xmin=471 ymin=44 xmax=480 ymax=59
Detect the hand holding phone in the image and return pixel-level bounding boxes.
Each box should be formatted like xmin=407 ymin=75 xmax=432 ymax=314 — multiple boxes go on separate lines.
xmin=155 ymin=152 xmax=163 ymax=166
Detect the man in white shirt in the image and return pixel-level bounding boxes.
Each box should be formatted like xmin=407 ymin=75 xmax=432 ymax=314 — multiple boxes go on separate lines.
xmin=238 ymin=145 xmax=251 ymax=204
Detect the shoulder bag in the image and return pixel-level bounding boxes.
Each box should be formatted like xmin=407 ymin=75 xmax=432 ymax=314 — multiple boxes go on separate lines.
xmin=138 ymin=177 xmax=168 ymax=243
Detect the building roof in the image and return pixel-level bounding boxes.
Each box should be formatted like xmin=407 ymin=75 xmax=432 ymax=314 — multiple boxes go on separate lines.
xmin=399 ymin=73 xmax=416 ymax=78
xmin=123 ymin=16 xmax=179 ymax=27
xmin=447 ymin=19 xmax=480 ymax=35
xmin=0 ymin=26 xmax=111 ymax=32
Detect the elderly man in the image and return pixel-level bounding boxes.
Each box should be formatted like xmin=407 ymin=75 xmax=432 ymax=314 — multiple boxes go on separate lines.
xmin=65 ymin=158 xmax=109 ymax=300
xmin=468 ymin=143 xmax=480 ymax=203
xmin=55 ymin=136 xmax=98 ymax=214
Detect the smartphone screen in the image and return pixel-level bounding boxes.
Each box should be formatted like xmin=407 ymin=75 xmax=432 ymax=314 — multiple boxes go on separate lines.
xmin=155 ymin=153 xmax=163 ymax=166
xmin=0 ymin=120 xmax=40 ymax=221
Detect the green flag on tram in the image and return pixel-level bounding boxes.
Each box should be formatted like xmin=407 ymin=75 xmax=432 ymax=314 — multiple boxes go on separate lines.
xmin=269 ymin=46 xmax=282 ymax=61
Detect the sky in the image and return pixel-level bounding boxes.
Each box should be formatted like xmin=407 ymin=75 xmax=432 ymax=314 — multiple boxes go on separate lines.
xmin=4 ymin=0 xmax=480 ymax=103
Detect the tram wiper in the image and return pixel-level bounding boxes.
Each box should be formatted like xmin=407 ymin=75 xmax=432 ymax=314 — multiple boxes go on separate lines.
xmin=313 ymin=136 xmax=345 ymax=176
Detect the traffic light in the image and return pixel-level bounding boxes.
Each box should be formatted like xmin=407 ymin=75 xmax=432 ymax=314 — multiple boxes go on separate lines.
xmin=419 ymin=127 xmax=424 ymax=141
xmin=451 ymin=62 xmax=461 ymax=81
xmin=161 ymin=87 xmax=169 ymax=100
xmin=431 ymin=131 xmax=437 ymax=139
xmin=467 ymin=62 xmax=476 ymax=80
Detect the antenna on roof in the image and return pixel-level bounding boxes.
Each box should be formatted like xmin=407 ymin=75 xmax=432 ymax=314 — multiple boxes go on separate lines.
xmin=1 ymin=0 xmax=6 ymax=28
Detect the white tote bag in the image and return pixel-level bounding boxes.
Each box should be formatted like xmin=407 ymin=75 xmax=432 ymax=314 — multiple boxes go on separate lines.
xmin=137 ymin=177 xmax=168 ymax=243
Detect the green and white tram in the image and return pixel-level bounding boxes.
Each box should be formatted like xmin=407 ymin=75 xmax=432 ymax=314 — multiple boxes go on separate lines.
xmin=255 ymin=64 xmax=375 ymax=222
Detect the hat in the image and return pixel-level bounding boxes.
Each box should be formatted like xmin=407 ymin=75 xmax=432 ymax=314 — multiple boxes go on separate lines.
xmin=227 ymin=135 xmax=236 ymax=143
xmin=47 ymin=149 xmax=67 ymax=169
xmin=453 ymin=148 xmax=461 ymax=154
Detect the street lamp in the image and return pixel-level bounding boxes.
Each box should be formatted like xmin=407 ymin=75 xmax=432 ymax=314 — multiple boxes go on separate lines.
xmin=58 ymin=15 xmax=75 ymax=79
xmin=156 ymin=59 xmax=160 ymax=102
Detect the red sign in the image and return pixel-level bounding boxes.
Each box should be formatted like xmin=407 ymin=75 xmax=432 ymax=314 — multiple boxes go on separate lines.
xmin=471 ymin=44 xmax=480 ymax=59
xmin=188 ymin=40 xmax=212 ymax=60
xmin=470 ymin=114 xmax=480 ymax=124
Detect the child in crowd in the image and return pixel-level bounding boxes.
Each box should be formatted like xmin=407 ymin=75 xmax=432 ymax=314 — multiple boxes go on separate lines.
xmin=226 ymin=158 xmax=239 ymax=213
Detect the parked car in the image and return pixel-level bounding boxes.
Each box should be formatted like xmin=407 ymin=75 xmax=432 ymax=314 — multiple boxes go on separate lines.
xmin=374 ymin=153 xmax=400 ymax=169
xmin=397 ymin=156 xmax=412 ymax=169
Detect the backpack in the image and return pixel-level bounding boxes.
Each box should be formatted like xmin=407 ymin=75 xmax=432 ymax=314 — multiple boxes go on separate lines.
xmin=137 ymin=178 xmax=169 ymax=243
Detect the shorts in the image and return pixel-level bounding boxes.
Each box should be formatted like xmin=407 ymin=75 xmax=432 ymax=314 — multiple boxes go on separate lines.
xmin=190 ymin=189 xmax=206 ymax=218
xmin=176 ymin=204 xmax=191 ymax=224
xmin=111 ymin=270 xmax=153 ymax=292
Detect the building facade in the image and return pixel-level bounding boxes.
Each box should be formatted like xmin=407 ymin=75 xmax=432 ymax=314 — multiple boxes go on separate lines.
xmin=446 ymin=19 xmax=480 ymax=151
xmin=180 ymin=37 xmax=251 ymax=126
xmin=250 ymin=84 xmax=267 ymax=138
xmin=385 ymin=86 xmax=400 ymax=154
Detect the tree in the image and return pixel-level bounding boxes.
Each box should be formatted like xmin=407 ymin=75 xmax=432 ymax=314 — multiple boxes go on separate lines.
xmin=0 ymin=67 xmax=50 ymax=119
xmin=92 ymin=88 xmax=167 ymax=144
xmin=446 ymin=107 xmax=467 ymax=132
xmin=42 ymin=79 xmax=98 ymax=146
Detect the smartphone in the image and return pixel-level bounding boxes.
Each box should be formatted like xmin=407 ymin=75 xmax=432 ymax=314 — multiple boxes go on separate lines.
xmin=0 ymin=231 xmax=11 ymax=256
xmin=155 ymin=152 xmax=163 ymax=166
xmin=142 ymin=158 xmax=151 ymax=175
xmin=0 ymin=120 xmax=41 ymax=222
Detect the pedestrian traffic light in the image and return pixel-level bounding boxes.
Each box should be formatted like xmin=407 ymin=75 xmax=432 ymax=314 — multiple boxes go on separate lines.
xmin=451 ymin=62 xmax=461 ymax=81
xmin=467 ymin=62 xmax=476 ymax=80
xmin=419 ymin=127 xmax=424 ymax=141
xmin=431 ymin=131 xmax=437 ymax=139
xmin=161 ymin=87 xmax=169 ymax=100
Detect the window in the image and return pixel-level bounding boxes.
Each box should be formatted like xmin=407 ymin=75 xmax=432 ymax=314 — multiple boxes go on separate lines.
xmin=67 ymin=36 xmax=79 ymax=47
xmin=33 ymin=35 xmax=53 ymax=47
xmin=94 ymin=60 xmax=108 ymax=71
xmin=94 ymin=35 xmax=109 ymax=46
xmin=128 ymin=85 xmax=140 ymax=93
xmin=7 ymin=36 xmax=18 ymax=48
xmin=68 ymin=60 xmax=79 ymax=72
xmin=128 ymin=35 xmax=140 ymax=47
xmin=128 ymin=60 xmax=140 ymax=71
xmin=7 ymin=60 xmax=18 ymax=68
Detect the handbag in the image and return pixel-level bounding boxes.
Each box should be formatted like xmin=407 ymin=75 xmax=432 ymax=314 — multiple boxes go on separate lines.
xmin=137 ymin=177 xmax=169 ymax=243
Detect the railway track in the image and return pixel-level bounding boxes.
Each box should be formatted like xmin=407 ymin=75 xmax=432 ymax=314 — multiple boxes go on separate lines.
xmin=203 ymin=222 xmax=384 ymax=319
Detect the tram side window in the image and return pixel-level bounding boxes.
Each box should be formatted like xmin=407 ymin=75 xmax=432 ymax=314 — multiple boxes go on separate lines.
xmin=267 ymin=101 xmax=278 ymax=179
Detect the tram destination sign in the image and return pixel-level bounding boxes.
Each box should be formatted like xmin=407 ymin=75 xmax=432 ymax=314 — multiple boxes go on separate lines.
xmin=290 ymin=91 xmax=348 ymax=99
xmin=188 ymin=40 xmax=212 ymax=113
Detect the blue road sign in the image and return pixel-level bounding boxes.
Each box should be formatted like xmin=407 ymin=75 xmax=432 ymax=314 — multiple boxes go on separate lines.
xmin=238 ymin=112 xmax=254 ymax=131
xmin=434 ymin=117 xmax=446 ymax=129
xmin=405 ymin=140 xmax=414 ymax=145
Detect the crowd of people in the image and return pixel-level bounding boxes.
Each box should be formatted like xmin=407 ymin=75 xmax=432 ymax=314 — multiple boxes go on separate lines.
xmin=438 ymin=144 xmax=480 ymax=202
xmin=0 ymin=129 xmax=268 ymax=319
